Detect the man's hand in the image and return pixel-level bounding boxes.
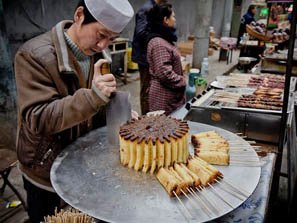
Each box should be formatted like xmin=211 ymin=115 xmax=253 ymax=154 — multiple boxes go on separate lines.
xmin=93 ymin=59 xmax=117 ymax=98
xmin=131 ymin=110 xmax=139 ymax=120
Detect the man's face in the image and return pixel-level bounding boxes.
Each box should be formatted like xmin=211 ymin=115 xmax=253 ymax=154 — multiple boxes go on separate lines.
xmin=76 ymin=21 xmax=119 ymax=56
xmin=252 ymin=7 xmax=257 ymax=16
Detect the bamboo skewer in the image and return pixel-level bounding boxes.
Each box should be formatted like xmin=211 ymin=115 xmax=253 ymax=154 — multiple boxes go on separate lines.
xmin=230 ymin=161 xmax=261 ymax=166
xmin=230 ymin=152 xmax=258 ymax=155
xmin=230 ymin=154 xmax=259 ymax=157
xmin=245 ymin=141 xmax=256 ymax=144
xmin=231 ymin=145 xmax=255 ymax=147
xmin=173 ymin=191 xmax=194 ymax=220
xmin=217 ymin=177 xmax=250 ymax=197
xmin=230 ymin=157 xmax=260 ymax=161
xmin=214 ymin=180 xmax=246 ymax=200
xmin=207 ymin=183 xmax=235 ymax=209
xmin=230 ymin=157 xmax=260 ymax=160
xmin=230 ymin=159 xmax=261 ymax=165
xmin=196 ymin=186 xmax=221 ymax=215
xmin=185 ymin=188 xmax=213 ymax=217
xmin=229 ymin=142 xmax=251 ymax=145
xmin=230 ymin=147 xmax=259 ymax=151
xmin=230 ymin=160 xmax=260 ymax=163
xmin=181 ymin=189 xmax=209 ymax=218
xmin=230 ymin=160 xmax=261 ymax=165
xmin=252 ymin=146 xmax=262 ymax=149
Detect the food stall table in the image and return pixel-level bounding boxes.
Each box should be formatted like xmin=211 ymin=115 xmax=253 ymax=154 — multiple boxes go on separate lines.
xmin=51 ymin=117 xmax=275 ymax=222
xmin=172 ymin=103 xmax=278 ymax=223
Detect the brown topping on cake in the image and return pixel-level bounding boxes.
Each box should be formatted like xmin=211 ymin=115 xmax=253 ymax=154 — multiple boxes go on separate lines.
xmin=119 ymin=115 xmax=189 ymax=144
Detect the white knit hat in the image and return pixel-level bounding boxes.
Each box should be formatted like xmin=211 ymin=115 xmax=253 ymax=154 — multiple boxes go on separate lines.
xmin=85 ymin=0 xmax=134 ymax=33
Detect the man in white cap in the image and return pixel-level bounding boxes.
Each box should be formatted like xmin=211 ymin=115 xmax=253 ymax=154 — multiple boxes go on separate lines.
xmin=14 ymin=0 xmax=133 ymax=222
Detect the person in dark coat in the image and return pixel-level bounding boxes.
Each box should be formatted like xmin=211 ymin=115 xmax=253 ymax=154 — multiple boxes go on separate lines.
xmin=132 ymin=0 xmax=167 ymax=115
xmin=146 ymin=3 xmax=186 ymax=115
xmin=237 ymin=5 xmax=257 ymax=46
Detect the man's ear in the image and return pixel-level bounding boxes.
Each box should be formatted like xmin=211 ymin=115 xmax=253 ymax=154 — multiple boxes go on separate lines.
xmin=74 ymin=6 xmax=85 ymax=25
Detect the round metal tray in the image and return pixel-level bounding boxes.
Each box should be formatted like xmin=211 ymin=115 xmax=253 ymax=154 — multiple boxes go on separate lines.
xmin=51 ymin=122 xmax=260 ymax=223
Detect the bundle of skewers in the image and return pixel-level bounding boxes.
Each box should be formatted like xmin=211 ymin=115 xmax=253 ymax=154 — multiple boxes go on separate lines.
xmin=191 ymin=131 xmax=261 ymax=167
xmin=228 ymin=140 xmax=262 ymax=167
xmin=216 ymin=73 xmax=254 ymax=88
xmin=156 ymin=130 xmax=261 ymax=218
xmin=211 ymin=91 xmax=242 ymax=104
xmin=156 ymin=157 xmax=253 ymax=219
xmin=44 ymin=208 xmax=95 ymax=223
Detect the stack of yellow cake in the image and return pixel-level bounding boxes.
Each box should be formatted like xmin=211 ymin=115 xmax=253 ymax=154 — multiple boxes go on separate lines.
xmin=119 ymin=115 xmax=189 ymax=173
xmin=191 ymin=131 xmax=230 ymax=165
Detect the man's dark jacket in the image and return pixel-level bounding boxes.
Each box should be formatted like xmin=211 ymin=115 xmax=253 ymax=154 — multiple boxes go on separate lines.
xmin=132 ymin=0 xmax=156 ymax=67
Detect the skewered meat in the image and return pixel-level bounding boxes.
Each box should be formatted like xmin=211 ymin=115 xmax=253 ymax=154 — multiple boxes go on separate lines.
xmin=237 ymin=85 xmax=283 ymax=111
xmin=248 ymin=75 xmax=285 ymax=89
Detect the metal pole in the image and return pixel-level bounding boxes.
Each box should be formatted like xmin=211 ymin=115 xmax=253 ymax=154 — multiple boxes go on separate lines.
xmin=270 ymin=0 xmax=297 ymax=214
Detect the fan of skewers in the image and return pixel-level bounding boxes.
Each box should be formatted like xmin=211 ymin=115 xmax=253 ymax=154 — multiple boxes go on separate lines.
xmin=155 ymin=131 xmax=261 ymax=219
xmin=156 ymin=131 xmax=261 ymax=199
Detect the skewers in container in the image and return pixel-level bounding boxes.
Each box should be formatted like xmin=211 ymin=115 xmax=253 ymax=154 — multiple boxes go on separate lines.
xmin=44 ymin=208 xmax=95 ymax=223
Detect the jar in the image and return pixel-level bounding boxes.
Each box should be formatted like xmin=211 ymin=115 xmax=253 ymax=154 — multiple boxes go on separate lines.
xmin=195 ymin=78 xmax=207 ymax=96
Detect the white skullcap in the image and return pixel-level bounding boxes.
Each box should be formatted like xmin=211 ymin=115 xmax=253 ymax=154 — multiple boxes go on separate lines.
xmin=85 ymin=0 xmax=134 ymax=33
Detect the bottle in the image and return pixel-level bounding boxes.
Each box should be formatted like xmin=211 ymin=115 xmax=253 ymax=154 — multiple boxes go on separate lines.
xmin=209 ymin=26 xmax=215 ymax=38
xmin=201 ymin=58 xmax=209 ymax=77
xmin=186 ymin=69 xmax=199 ymax=100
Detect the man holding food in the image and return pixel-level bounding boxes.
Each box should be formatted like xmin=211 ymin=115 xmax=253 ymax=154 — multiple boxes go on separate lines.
xmin=14 ymin=0 xmax=134 ymax=222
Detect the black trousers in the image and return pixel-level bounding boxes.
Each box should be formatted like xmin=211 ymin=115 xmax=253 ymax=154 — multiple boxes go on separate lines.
xmin=138 ymin=65 xmax=150 ymax=115
xmin=23 ymin=177 xmax=61 ymax=223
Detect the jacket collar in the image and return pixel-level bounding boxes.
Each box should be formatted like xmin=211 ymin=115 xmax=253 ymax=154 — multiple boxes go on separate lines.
xmin=51 ymin=20 xmax=75 ymax=74
xmin=51 ymin=20 xmax=95 ymax=88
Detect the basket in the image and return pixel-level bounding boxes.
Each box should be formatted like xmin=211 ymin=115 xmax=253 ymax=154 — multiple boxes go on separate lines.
xmin=246 ymin=25 xmax=272 ymax=42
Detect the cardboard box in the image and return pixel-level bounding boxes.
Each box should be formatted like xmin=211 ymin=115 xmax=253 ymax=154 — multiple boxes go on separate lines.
xmin=177 ymin=41 xmax=194 ymax=56
xmin=182 ymin=61 xmax=191 ymax=74
xmin=208 ymin=48 xmax=214 ymax=56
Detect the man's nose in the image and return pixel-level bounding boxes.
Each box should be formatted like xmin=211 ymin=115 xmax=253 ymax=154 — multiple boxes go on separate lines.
xmin=97 ymin=38 xmax=110 ymax=50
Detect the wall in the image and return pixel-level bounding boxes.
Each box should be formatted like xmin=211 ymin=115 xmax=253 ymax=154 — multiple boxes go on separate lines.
xmin=0 ymin=0 xmax=16 ymax=150
xmin=0 ymin=0 xmax=233 ymax=149
xmin=3 ymin=0 xmax=231 ymax=57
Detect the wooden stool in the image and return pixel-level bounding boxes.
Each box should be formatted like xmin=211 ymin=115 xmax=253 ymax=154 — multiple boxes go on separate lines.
xmin=0 ymin=149 xmax=27 ymax=210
